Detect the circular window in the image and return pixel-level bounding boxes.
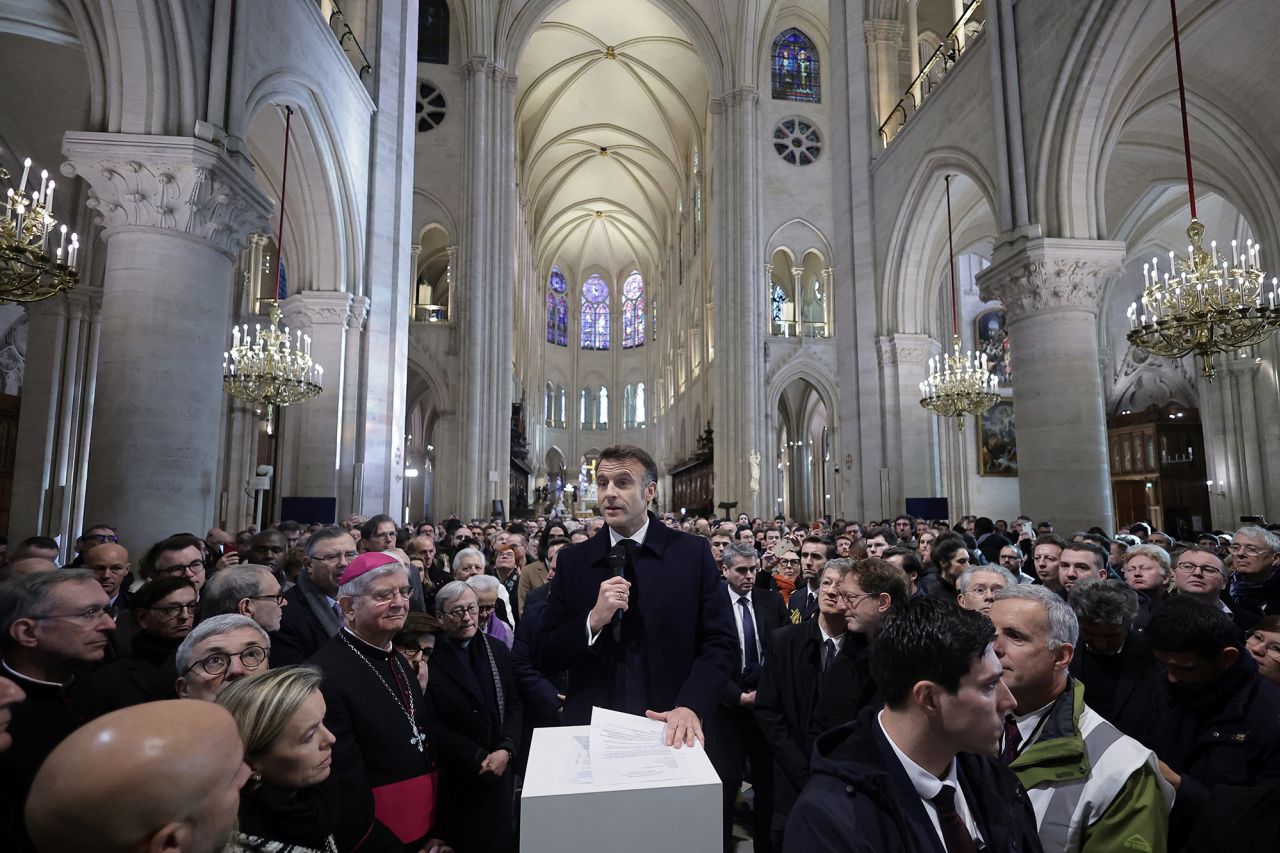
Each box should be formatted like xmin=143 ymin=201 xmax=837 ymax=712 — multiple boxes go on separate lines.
xmin=773 ymin=117 xmax=821 ymax=165
xmin=416 ymin=80 xmax=447 ymax=133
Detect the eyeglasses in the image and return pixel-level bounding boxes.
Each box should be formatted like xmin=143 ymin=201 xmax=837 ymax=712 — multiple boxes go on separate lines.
xmin=354 ymin=587 xmax=412 ymax=605
xmin=32 ymin=605 xmax=117 ymax=625
xmin=184 ymin=645 xmax=269 ymax=676
xmin=839 ymin=591 xmax=877 ymax=607
xmin=145 ymin=602 xmax=198 ymax=618
xmin=964 ymin=585 xmax=1006 ymax=598
xmin=397 ymin=643 xmax=435 ymax=659
xmin=155 ymin=560 xmax=205 ymax=577
xmin=247 ymin=594 xmax=286 ymax=605
xmin=1229 ymin=543 xmax=1271 ymax=557
xmin=1174 ymin=562 xmax=1224 ymax=576
xmin=477 ymin=604 xmax=496 ymax=615
xmin=312 ymin=551 xmax=358 ymax=563
xmin=82 ymin=533 xmax=119 ymax=544
xmin=445 ymin=603 xmax=479 ymax=619
xmin=778 ymin=558 xmax=801 ymax=567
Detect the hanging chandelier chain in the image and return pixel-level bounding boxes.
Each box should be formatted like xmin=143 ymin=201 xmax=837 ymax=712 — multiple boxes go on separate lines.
xmin=274 ymin=105 xmax=293 ymax=306
xmin=946 ymin=173 xmax=958 ymax=336
xmin=1169 ymin=0 xmax=1197 ymax=219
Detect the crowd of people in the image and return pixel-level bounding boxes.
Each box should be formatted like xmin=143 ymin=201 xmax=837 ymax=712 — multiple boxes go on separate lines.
xmin=1 ymin=462 xmax=1279 ymax=852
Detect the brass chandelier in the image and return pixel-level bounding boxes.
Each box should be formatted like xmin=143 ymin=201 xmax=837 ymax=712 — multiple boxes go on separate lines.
xmin=919 ymin=174 xmax=1000 ymax=431
xmin=1125 ymin=0 xmax=1279 ymax=380
xmin=223 ymin=106 xmax=322 ymax=414
xmin=1 ymin=157 xmax=80 ymax=302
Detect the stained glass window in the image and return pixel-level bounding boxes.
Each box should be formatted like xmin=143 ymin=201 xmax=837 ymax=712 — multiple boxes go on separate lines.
xmin=598 ymin=386 xmax=609 ymax=426
xmin=771 ymin=29 xmax=820 ymax=103
xmin=417 ymin=0 xmax=450 ymax=65
xmin=622 ymin=271 xmax=645 ymax=349
xmin=547 ymin=267 xmax=568 ymax=346
xmin=580 ymin=274 xmax=610 ymax=350
xmin=635 ymin=383 xmax=646 ymax=426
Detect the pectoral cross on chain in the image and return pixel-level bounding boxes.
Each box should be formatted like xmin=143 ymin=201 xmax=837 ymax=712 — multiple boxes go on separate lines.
xmin=410 ymin=727 xmax=426 ymax=752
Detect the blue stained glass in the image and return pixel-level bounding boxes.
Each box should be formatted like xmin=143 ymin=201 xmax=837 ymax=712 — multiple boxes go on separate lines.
xmin=771 ymin=284 xmax=786 ymax=323
xmin=772 ymin=29 xmax=820 ymax=103
xmin=547 ymin=267 xmax=569 ymax=346
xmin=622 ymin=272 xmax=645 ymax=349
xmin=581 ymin=274 xmax=610 ymax=350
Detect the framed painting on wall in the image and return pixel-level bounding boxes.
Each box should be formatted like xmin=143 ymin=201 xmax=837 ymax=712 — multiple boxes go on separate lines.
xmin=978 ymin=400 xmax=1017 ymax=477
xmin=975 ymin=307 xmax=1012 ymax=385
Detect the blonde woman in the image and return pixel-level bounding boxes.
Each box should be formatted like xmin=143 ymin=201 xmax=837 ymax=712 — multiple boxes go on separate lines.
xmin=218 ymin=666 xmax=338 ymax=853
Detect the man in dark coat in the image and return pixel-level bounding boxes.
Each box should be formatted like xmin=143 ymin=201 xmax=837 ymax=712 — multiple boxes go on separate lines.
xmin=427 ymin=581 xmax=522 ymax=853
xmin=785 ymin=536 xmax=831 ymax=622
xmin=707 ymin=541 xmax=789 ymax=852
xmin=511 ymin=537 xmax=570 ymax=769
xmin=1114 ymin=595 xmax=1280 ymax=839
xmin=273 ymin=526 xmax=353 ymax=666
xmin=532 ymin=445 xmax=737 ymax=746
xmin=974 ymin=516 xmax=1013 ymax=566
xmin=0 ymin=571 xmax=113 ymax=853
xmin=753 ymin=562 xmax=851 ymax=844
xmin=784 ymin=598 xmax=1042 ymax=853
xmin=1067 ymin=577 xmax=1157 ymax=723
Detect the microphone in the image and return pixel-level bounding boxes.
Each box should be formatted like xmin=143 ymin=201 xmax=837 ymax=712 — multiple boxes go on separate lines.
xmin=608 ymin=543 xmax=627 ymax=643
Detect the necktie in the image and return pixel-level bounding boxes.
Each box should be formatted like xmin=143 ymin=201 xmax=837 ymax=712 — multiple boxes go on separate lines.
xmin=823 ymin=637 xmax=836 ymax=671
xmin=930 ymin=785 xmax=979 ymax=853
xmin=332 ymin=601 xmax=343 ymax=627
xmin=738 ymin=596 xmax=759 ymax=669
xmin=1001 ymin=714 xmax=1021 ymax=764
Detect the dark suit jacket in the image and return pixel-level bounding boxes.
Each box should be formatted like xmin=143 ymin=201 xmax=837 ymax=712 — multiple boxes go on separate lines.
xmin=1067 ymin=627 xmax=1156 ymax=725
xmin=271 ymin=571 xmax=341 ymax=667
xmin=426 ymin=633 xmax=522 ymax=853
xmin=977 ymin=532 xmax=1013 ymax=565
xmin=753 ymin=619 xmax=833 ymax=818
xmin=710 ymin=585 xmax=788 ymax=780
xmin=511 ymin=583 xmax=564 ymax=723
xmin=786 ymin=583 xmax=821 ymax=622
xmin=532 ymin=512 xmax=738 ymax=725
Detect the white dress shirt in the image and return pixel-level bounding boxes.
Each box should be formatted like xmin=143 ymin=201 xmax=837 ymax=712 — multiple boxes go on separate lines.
xmin=878 ymin=710 xmax=984 ymax=848
xmin=817 ymin=621 xmax=846 ymax=670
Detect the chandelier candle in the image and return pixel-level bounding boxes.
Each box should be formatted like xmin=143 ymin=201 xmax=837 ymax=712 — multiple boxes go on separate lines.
xmin=0 ymin=155 xmax=80 ymax=302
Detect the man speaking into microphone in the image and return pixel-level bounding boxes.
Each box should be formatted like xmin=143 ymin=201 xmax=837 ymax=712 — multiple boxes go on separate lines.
xmin=533 ymin=444 xmax=737 ymax=747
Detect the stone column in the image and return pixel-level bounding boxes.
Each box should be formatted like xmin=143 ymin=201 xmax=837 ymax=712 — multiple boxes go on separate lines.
xmin=864 ymin=19 xmax=904 ymax=130
xmin=905 ymin=0 xmax=921 ymax=104
xmin=709 ymin=88 xmax=765 ymax=515
xmin=1200 ymin=356 xmax=1269 ymax=524
xmin=281 ymin=290 xmax=355 ymax=500
xmin=977 ymin=237 xmax=1126 ymax=532
xmin=337 ymin=295 xmax=370 ymax=517
xmin=63 ymin=132 xmax=269 ymax=549
xmin=878 ymin=334 xmax=939 ymax=508
xmin=8 ymin=287 xmax=101 ymax=547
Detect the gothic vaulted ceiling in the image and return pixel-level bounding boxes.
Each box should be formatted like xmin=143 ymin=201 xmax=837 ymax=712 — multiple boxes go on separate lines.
xmin=516 ymin=0 xmax=709 ymax=278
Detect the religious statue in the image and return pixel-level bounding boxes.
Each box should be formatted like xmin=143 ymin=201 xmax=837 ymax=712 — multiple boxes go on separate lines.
xmin=749 ymin=451 xmax=761 ymax=494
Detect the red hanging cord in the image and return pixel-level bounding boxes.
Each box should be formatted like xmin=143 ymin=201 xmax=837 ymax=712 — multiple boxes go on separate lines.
xmin=1169 ymin=0 xmax=1197 ymax=219
xmin=945 ymin=174 xmax=958 ymax=337
xmin=274 ymin=105 xmax=294 ymax=302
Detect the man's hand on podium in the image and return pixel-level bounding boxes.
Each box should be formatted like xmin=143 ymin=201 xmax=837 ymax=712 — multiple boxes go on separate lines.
xmin=646 ymin=706 xmax=703 ymax=748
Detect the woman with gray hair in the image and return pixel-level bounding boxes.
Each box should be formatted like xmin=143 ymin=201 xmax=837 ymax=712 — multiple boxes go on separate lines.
xmin=466 ymin=574 xmax=514 ymax=648
xmin=218 ymin=666 xmax=339 ymax=853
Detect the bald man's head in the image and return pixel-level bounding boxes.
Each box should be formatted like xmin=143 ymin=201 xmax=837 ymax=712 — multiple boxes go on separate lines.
xmin=26 ymin=700 xmax=249 ymax=853
xmin=84 ymin=543 xmax=131 ymax=599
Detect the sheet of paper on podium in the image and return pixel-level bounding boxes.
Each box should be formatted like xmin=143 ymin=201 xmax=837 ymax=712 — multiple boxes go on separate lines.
xmin=588 ymin=706 xmax=703 ymax=787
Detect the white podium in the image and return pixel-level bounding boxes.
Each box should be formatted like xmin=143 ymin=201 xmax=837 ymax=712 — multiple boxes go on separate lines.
xmin=520 ymin=724 xmax=722 ymax=852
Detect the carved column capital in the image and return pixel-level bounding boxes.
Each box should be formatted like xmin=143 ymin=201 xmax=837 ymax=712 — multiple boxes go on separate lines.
xmin=864 ymin=19 xmax=904 ymax=45
xmin=877 ymin=333 xmax=938 ymax=367
xmin=61 ymin=132 xmax=271 ymax=257
xmin=282 ymin=290 xmax=356 ymax=330
xmin=977 ymin=237 xmax=1127 ymax=323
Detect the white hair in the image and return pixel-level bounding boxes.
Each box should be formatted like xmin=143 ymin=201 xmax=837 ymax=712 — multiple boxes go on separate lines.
xmin=176 ymin=614 xmax=270 ymax=673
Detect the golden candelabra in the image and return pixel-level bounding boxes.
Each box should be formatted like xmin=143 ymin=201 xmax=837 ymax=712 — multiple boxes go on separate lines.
xmin=223 ymin=302 xmax=323 ymax=416
xmin=1 ymin=158 xmax=79 ymax=302
xmin=919 ymin=335 xmax=1001 ymax=431
xmin=1127 ymin=220 xmax=1279 ymax=379
xmin=222 ymin=105 xmax=322 ymax=414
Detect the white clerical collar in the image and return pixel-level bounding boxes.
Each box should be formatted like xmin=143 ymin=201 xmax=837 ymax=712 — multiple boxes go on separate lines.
xmin=341 ymin=626 xmax=392 ymax=653
xmin=608 ymin=516 xmax=651 ymax=548
xmin=2 ymin=660 xmax=63 ymax=688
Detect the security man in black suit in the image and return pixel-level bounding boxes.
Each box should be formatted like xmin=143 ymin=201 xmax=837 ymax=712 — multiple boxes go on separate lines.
xmin=532 ymin=444 xmax=737 ymax=747
xmin=708 ymin=541 xmax=789 ymax=852
xmin=753 ymin=562 xmax=851 ymax=847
